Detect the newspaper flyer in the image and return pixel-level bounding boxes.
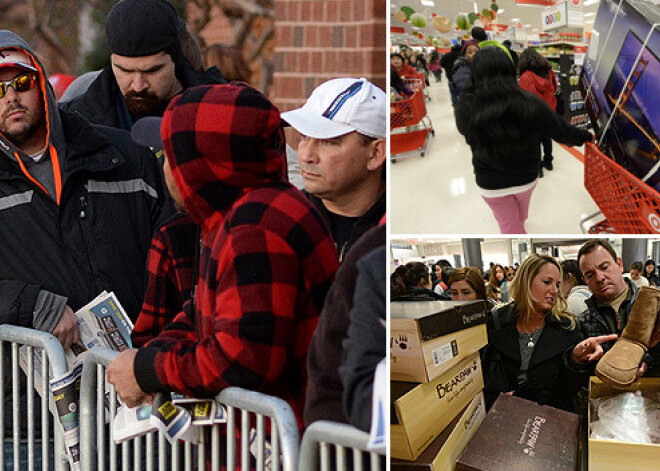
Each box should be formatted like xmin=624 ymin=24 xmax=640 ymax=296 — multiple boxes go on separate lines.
xmin=19 ymin=291 xmax=134 ymax=471
xmin=367 ymin=358 xmax=387 ymax=453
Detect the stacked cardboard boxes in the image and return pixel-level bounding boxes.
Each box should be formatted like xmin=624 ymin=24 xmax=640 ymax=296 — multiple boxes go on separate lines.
xmin=391 ymin=300 xmax=489 ymax=470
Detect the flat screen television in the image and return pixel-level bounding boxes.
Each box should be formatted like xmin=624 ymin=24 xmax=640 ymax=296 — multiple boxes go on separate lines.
xmin=588 ymin=30 xmax=660 ymax=190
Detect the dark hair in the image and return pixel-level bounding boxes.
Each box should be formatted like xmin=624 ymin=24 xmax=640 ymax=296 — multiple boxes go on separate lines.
xmin=577 ymin=239 xmax=618 ymax=267
xmin=391 ymin=53 xmax=405 ymax=62
xmin=390 ymin=68 xmax=406 ymax=94
xmin=561 ymin=259 xmax=584 ymax=285
xmin=441 ymin=266 xmax=456 ymax=285
xmin=645 ymin=259 xmax=656 ymax=271
xmin=456 ymin=47 xmax=538 ymax=160
xmin=630 ymin=261 xmax=643 ymax=272
xmin=518 ymin=47 xmax=552 ymax=78
xmin=502 ymin=40 xmax=512 ymax=48
xmin=179 ymin=20 xmax=204 ymax=73
xmin=471 ymin=26 xmax=487 ymax=42
xmin=390 ymin=262 xmax=430 ymax=296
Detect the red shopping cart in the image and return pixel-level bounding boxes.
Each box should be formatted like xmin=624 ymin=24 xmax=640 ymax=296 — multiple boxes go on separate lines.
xmin=403 ymin=73 xmax=429 ymax=101
xmin=583 ymin=142 xmax=660 ymax=233
xmin=390 ymin=90 xmax=434 ymax=162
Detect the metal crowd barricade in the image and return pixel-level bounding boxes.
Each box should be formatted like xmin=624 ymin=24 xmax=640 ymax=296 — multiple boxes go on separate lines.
xmin=79 ymin=347 xmax=300 ymax=471
xmin=298 ymin=421 xmax=383 ymax=471
xmin=0 ymin=324 xmax=70 ymax=471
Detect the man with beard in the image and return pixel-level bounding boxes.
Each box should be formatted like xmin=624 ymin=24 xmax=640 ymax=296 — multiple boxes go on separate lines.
xmin=60 ymin=0 xmax=225 ymax=130
xmin=0 ymin=31 xmax=168 ymax=467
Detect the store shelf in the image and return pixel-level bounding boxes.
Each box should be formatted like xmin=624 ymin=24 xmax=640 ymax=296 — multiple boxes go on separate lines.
xmin=539 ymin=41 xmax=586 ymax=47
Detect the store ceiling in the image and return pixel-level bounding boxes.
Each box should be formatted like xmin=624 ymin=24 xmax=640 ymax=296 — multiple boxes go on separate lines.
xmin=390 ymin=0 xmax=601 ymax=45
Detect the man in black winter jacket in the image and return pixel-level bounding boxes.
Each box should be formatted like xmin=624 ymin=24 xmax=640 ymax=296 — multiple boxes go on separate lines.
xmin=60 ymin=0 xmax=226 ymax=131
xmin=567 ymin=239 xmax=660 ymax=378
xmin=0 ymin=30 xmax=169 ymax=468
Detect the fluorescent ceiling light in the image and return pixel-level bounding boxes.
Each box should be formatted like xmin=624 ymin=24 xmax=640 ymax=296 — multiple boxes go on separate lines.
xmin=473 ymin=2 xmax=479 ymax=13
xmin=511 ymin=18 xmax=520 ymax=22
xmin=584 ymin=12 xmax=596 ymax=17
xmin=524 ymin=24 xmax=531 ymax=27
xmin=533 ymin=28 xmax=539 ymax=32
xmin=584 ymin=0 xmax=599 ymax=5
xmin=420 ymin=0 xmax=435 ymax=6
xmin=498 ymin=9 xmax=505 ymax=14
xmin=585 ymin=20 xmax=595 ymax=23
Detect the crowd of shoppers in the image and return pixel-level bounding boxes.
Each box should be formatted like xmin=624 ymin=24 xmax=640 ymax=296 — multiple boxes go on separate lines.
xmin=391 ymin=239 xmax=660 ymax=418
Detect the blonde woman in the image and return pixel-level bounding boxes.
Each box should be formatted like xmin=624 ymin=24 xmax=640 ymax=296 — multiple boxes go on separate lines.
xmin=481 ymin=254 xmax=583 ymax=411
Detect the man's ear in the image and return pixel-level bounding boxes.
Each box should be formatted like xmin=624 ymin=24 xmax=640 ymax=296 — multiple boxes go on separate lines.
xmin=366 ymin=138 xmax=386 ymax=171
xmin=617 ymin=257 xmax=625 ymax=273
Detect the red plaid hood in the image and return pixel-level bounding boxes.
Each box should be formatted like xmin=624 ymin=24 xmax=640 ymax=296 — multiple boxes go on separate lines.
xmin=161 ymin=83 xmax=287 ymax=227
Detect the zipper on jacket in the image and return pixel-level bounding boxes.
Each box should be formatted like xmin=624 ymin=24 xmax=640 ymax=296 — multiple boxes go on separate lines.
xmin=79 ymin=196 xmax=87 ymax=219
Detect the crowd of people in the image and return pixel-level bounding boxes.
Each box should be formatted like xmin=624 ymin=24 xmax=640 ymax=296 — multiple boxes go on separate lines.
xmin=390 ymin=27 xmax=592 ymax=234
xmin=0 ymin=0 xmax=386 ymax=467
xmin=391 ymin=239 xmax=660 ymax=415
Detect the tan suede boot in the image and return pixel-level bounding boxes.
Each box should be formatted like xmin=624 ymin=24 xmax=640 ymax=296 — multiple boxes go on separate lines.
xmin=596 ymin=286 xmax=660 ymax=389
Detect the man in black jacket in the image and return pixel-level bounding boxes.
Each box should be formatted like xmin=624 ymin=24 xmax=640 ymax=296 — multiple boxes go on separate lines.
xmin=60 ymin=0 xmax=225 ymax=131
xmin=568 ymin=239 xmax=660 ymax=377
xmin=0 ymin=30 xmax=169 ymax=468
xmin=282 ymin=77 xmax=386 ymax=262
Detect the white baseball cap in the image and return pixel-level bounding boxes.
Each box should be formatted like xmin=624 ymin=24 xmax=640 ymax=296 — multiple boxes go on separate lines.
xmin=281 ymin=77 xmax=385 ymax=139
xmin=0 ymin=49 xmax=36 ymax=72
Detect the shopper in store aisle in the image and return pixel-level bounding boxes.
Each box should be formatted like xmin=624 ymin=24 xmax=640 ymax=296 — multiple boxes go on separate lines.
xmin=624 ymin=261 xmax=650 ymax=288
xmin=441 ymin=43 xmax=462 ymax=104
xmin=391 ymin=52 xmax=417 ymax=78
xmin=454 ymin=47 xmax=592 ymax=234
xmin=518 ymin=47 xmax=560 ymax=178
xmin=644 ymin=259 xmax=659 ymax=286
xmin=568 ymin=240 xmax=660 ymax=380
xmin=560 ymin=260 xmax=592 ymax=316
xmin=481 ymin=254 xmax=583 ymax=411
xmin=390 ymin=262 xmax=443 ymax=301
xmin=502 ymin=40 xmax=518 ymax=70
xmin=470 ymin=26 xmax=512 ymax=61
xmin=451 ymin=40 xmax=480 ymax=103
xmin=487 ymin=264 xmax=509 ymax=304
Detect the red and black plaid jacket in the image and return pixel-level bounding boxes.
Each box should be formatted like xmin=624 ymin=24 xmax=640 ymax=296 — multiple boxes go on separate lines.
xmin=134 ymin=84 xmax=338 ymax=431
xmin=131 ymin=212 xmax=198 ymax=348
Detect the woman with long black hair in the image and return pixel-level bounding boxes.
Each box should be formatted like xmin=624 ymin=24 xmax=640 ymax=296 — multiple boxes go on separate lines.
xmin=454 ymin=47 xmax=592 ymax=234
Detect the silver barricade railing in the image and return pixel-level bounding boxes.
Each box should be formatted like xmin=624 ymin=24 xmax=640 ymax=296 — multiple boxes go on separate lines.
xmin=80 ymin=346 xmax=300 ymax=471
xmin=299 ymin=421 xmax=383 ymax=471
xmin=0 ymin=324 xmax=70 ymax=471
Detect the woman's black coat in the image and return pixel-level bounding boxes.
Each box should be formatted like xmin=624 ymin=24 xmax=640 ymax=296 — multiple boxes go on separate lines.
xmin=482 ymin=302 xmax=584 ymax=411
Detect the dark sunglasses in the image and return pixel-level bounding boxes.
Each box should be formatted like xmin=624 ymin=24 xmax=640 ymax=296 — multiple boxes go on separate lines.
xmin=0 ymin=73 xmax=37 ymax=99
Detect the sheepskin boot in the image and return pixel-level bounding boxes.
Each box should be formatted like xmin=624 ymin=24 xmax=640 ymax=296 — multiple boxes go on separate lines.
xmin=596 ymin=286 xmax=660 ymax=388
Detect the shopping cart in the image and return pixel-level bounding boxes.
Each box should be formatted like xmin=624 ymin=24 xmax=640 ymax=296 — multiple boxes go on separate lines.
xmin=390 ymin=90 xmax=434 ymax=162
xmin=403 ymin=73 xmax=430 ymax=101
xmin=582 ymin=142 xmax=660 ymax=233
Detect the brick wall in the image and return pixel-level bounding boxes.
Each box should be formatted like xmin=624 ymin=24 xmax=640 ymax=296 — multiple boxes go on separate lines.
xmin=272 ymin=0 xmax=386 ymax=118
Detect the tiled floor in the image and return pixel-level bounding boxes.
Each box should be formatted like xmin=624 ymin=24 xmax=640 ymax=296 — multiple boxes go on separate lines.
xmin=390 ymin=79 xmax=600 ymax=235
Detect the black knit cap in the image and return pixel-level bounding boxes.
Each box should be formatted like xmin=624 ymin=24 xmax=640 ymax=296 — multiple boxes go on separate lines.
xmin=106 ymin=0 xmax=180 ymax=57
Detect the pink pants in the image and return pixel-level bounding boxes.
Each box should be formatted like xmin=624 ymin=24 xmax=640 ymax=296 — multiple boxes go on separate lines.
xmin=481 ymin=184 xmax=537 ymax=234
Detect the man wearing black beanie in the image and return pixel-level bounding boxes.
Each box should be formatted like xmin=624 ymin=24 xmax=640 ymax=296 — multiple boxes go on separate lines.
xmin=60 ymin=0 xmax=225 ymax=130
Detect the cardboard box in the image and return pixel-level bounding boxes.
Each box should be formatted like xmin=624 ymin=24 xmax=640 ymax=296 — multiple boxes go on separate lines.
xmin=391 ymin=323 xmax=488 ymax=383
xmin=391 ymin=353 xmax=484 ymax=461
xmin=588 ymin=376 xmax=660 ymax=471
xmin=391 ymin=301 xmax=488 ymax=383
xmin=391 ymin=391 xmax=486 ymax=471
xmin=456 ymin=394 xmax=580 ymax=471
